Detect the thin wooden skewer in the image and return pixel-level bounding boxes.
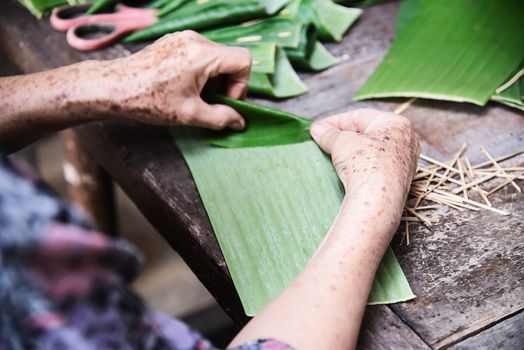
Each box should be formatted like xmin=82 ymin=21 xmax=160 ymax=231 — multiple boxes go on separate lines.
xmin=475 ymin=172 xmax=524 ymax=181
xmin=465 ymin=157 xmax=492 ymax=207
xmin=480 ymin=146 xmax=521 ymax=192
xmin=452 ymin=172 xmax=499 ymax=194
xmin=415 ymin=166 xmax=463 ymax=185
xmin=495 ymin=68 xmax=524 ymax=94
xmin=457 ymin=158 xmax=468 ymax=200
xmin=395 ymin=97 xmax=418 ymax=115
xmin=433 ymin=189 xmax=510 ymax=215
xmin=472 ymin=150 xmax=523 ymax=169
xmin=478 ymin=167 xmax=524 ymax=172
xmin=405 ymin=207 xmax=433 ymax=226
xmin=419 ymin=154 xmax=461 ymax=174
xmin=487 ymin=172 xmax=524 ymax=196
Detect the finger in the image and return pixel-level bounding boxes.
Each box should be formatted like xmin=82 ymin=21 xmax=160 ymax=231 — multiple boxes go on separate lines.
xmin=309 ymin=121 xmax=342 ymax=154
xmin=320 ymin=108 xmax=393 ymax=133
xmin=215 ymin=47 xmax=252 ymax=99
xmin=190 ymin=98 xmax=246 ymax=131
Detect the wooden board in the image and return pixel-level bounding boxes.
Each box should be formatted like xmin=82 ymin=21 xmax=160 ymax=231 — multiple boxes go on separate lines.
xmin=1 ymin=0 xmax=523 ymax=347
xmin=357 ymin=306 xmax=430 ymax=350
xmin=448 ymin=311 xmax=524 ymax=350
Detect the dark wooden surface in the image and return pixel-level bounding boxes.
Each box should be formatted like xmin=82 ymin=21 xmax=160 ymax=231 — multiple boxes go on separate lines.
xmin=1 ymin=1 xmax=523 ymax=348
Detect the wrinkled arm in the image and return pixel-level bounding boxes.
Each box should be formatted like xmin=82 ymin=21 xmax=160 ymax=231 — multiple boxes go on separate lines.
xmin=0 ymin=31 xmax=251 ymax=153
xmin=0 ymin=60 xmax=114 ymax=152
xmin=231 ymin=109 xmax=420 ymax=350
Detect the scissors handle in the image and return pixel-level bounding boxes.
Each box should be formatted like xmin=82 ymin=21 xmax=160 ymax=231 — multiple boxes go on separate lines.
xmin=51 ymin=4 xmax=158 ymax=51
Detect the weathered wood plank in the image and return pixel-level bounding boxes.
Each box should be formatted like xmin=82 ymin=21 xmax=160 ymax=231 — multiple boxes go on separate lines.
xmin=448 ymin=311 xmax=524 ymax=350
xmin=390 ymin=188 xmax=524 ymax=348
xmin=357 ymin=305 xmax=431 ymax=350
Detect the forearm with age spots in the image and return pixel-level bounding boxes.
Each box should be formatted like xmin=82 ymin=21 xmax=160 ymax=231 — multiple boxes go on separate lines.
xmin=0 ymin=60 xmax=118 ymax=152
xmin=230 ymin=194 xmax=400 ymax=350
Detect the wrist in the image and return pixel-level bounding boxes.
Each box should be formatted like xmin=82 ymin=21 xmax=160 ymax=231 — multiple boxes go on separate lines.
xmin=321 ymin=187 xmax=402 ymax=260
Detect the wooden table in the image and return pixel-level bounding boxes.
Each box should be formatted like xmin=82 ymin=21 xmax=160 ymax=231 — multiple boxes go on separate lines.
xmin=1 ymin=2 xmax=523 ymax=349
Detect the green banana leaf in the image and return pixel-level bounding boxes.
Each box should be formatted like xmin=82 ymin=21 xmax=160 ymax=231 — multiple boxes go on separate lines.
xmin=148 ymin=0 xmax=175 ymax=9
xmin=244 ymin=44 xmax=277 ymax=74
xmin=172 ymin=129 xmax=415 ymax=316
xmin=284 ymin=24 xmax=317 ymax=65
xmin=159 ymin=0 xmax=245 ymax=18
xmin=202 ymin=18 xmax=303 ymax=49
xmin=204 ymin=94 xmax=312 ymax=147
xmin=248 ymin=47 xmax=308 ymax=98
xmin=153 ymin=0 xmax=188 ymax=13
xmin=310 ymin=0 xmax=361 ymax=41
xmin=284 ymin=25 xmax=339 ymax=71
xmin=301 ymin=41 xmax=340 ymax=71
xmin=125 ymin=0 xmax=288 ymax=42
xmin=354 ymin=0 xmax=524 ymax=106
xmin=279 ymin=0 xmax=362 ymax=42
xmin=18 ymin=0 xmax=87 ymax=17
xmin=204 ymin=17 xmax=338 ymax=72
xmin=86 ymin=0 xmax=116 ymax=14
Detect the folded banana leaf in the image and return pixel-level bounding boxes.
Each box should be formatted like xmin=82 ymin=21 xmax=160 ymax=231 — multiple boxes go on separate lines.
xmin=202 ymin=18 xmax=303 ymax=49
xmin=284 ymin=25 xmax=339 ymax=71
xmin=280 ymin=0 xmax=362 ymax=42
xmin=248 ymin=47 xmax=308 ymax=98
xmin=204 ymin=94 xmax=312 ymax=147
xmin=244 ymin=44 xmax=277 ymax=74
xmin=124 ymin=0 xmax=288 ymax=42
xmin=172 ymin=128 xmax=415 ymax=316
xmin=204 ymin=17 xmax=338 ymax=72
xmin=354 ymin=0 xmax=524 ymax=106
xmin=299 ymin=41 xmax=340 ymax=71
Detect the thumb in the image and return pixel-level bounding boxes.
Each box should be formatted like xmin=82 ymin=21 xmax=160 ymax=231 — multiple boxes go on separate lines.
xmin=192 ymin=98 xmax=246 ymax=131
xmin=310 ymin=121 xmax=341 ymax=154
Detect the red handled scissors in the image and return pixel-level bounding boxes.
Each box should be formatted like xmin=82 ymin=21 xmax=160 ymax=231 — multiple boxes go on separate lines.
xmin=50 ymin=3 xmax=158 ymax=51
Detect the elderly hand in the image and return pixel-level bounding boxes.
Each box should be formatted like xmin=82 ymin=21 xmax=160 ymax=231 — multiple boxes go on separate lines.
xmin=106 ymin=31 xmax=252 ymax=130
xmin=310 ymin=108 xmax=420 ymax=233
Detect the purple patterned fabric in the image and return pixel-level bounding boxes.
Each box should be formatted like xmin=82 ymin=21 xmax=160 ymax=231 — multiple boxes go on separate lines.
xmin=0 ymin=153 xmax=292 ymax=350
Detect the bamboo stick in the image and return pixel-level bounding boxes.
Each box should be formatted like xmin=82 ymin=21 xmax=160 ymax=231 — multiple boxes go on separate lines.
xmin=457 ymin=158 xmax=468 ymax=200
xmin=472 ymin=150 xmax=523 ymax=169
xmin=465 ymin=156 xmax=492 ymax=206
xmin=433 ymin=189 xmax=510 ymax=215
xmin=419 ymin=154 xmax=461 ymax=174
xmin=394 ymin=97 xmax=417 ymax=115
xmin=480 ymin=146 xmax=521 ymax=192
xmin=487 ymin=172 xmax=524 ymax=196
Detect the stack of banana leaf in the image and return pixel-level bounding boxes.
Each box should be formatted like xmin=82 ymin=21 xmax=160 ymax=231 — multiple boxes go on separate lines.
xmin=20 ymin=0 xmax=363 ymax=99
xmin=123 ymin=0 xmax=362 ymax=98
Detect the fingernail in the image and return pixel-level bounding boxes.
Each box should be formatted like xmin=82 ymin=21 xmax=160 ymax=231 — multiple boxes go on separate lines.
xmin=310 ymin=123 xmax=328 ymax=139
xmin=230 ymin=119 xmax=245 ymax=131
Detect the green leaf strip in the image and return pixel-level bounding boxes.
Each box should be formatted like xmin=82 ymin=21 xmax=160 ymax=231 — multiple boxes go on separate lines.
xmin=204 ymin=93 xmax=312 ymax=148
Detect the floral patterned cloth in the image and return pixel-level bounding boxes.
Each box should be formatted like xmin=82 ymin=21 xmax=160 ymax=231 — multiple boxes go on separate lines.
xmin=0 ymin=153 xmax=292 ymax=350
